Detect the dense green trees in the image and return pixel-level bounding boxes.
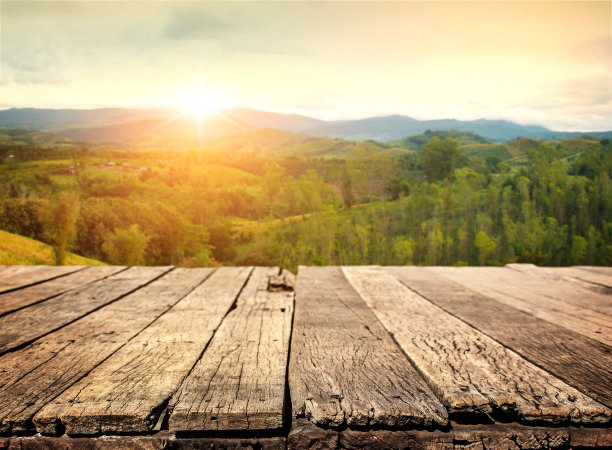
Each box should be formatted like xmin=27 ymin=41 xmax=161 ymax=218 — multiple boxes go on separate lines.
xmin=244 ymin=141 xmax=612 ymax=270
xmin=1 ymin=135 xmax=611 ymax=268
xmin=419 ymin=137 xmax=467 ymax=182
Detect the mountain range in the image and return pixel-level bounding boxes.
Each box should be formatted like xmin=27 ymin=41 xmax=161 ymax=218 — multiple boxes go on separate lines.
xmin=0 ymin=107 xmax=610 ymax=144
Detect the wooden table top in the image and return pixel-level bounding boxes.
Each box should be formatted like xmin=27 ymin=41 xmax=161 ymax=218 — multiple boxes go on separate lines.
xmin=0 ymin=264 xmax=609 ymax=449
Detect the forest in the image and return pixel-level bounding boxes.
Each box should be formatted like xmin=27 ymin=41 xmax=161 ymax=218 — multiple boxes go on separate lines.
xmin=0 ymin=128 xmax=610 ymax=271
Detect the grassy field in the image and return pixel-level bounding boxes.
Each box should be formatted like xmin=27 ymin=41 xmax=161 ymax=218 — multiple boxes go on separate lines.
xmin=0 ymin=230 xmax=105 ymax=265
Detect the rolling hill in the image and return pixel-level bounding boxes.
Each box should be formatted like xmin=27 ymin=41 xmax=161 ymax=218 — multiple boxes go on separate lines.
xmin=1 ymin=107 xmax=611 ymax=144
xmin=0 ymin=229 xmax=105 ymax=265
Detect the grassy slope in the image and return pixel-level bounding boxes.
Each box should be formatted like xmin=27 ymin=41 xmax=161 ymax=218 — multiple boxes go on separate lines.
xmin=201 ymin=128 xmax=411 ymax=159
xmin=0 ymin=229 xmax=105 ymax=265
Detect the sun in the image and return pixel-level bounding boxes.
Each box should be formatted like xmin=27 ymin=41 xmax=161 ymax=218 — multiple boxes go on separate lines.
xmin=180 ymin=86 xmax=221 ymax=119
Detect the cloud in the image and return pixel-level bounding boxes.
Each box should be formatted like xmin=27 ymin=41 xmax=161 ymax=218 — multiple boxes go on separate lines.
xmin=159 ymin=4 xmax=310 ymax=56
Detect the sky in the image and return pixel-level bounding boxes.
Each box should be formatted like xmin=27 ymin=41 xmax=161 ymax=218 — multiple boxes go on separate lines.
xmin=0 ymin=1 xmax=610 ymax=131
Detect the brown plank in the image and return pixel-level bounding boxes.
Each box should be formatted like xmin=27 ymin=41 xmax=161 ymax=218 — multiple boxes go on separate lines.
xmin=288 ymin=266 xmax=448 ymax=429
xmin=578 ymin=266 xmax=612 ymax=276
xmin=343 ymin=267 xmax=610 ymax=425
xmin=502 ymin=264 xmax=612 ymax=314
xmin=290 ymin=418 xmax=612 ymax=450
xmin=434 ymin=266 xmax=612 ymax=346
xmin=0 ymin=266 xmax=166 ymax=355
xmin=0 ymin=266 xmax=125 ymax=317
xmin=34 ymin=267 xmax=252 ymax=435
xmin=0 ymin=434 xmax=287 ymax=450
xmin=386 ymin=266 xmax=612 ymax=410
xmin=507 ymin=263 xmax=612 ymax=295
xmin=0 ymin=265 xmax=84 ymax=293
xmin=556 ymin=267 xmax=612 ymax=290
xmin=168 ymin=267 xmax=294 ymax=431
xmin=0 ymin=267 xmax=211 ymax=433
xmin=2 ymin=423 xmax=611 ymax=449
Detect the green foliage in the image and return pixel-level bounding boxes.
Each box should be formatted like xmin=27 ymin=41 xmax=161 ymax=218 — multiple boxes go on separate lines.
xmin=43 ymin=192 xmax=80 ymax=265
xmin=2 ymin=131 xmax=612 ymax=270
xmin=102 ymin=224 xmax=150 ymax=265
xmin=474 ymin=231 xmax=496 ymax=265
xmin=0 ymin=229 xmax=104 ymax=265
xmin=394 ymin=130 xmax=492 ymax=151
xmin=419 ymin=137 xmax=467 ymax=182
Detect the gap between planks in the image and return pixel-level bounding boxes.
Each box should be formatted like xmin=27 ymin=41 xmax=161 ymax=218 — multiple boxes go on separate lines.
xmin=343 ymin=266 xmax=610 ymax=426
xmin=386 ymin=266 xmax=612 ymax=411
xmin=34 ymin=267 xmax=253 ymax=435
xmin=0 ymin=267 xmax=208 ymax=433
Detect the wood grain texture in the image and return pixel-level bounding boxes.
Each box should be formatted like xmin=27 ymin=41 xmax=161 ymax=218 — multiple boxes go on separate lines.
xmin=0 ymin=266 xmax=172 ymax=355
xmin=34 ymin=267 xmax=252 ymax=435
xmin=0 ymin=265 xmax=83 ymax=293
xmin=431 ymin=266 xmax=612 ymax=346
xmin=0 ymin=266 xmax=124 ymax=317
xmin=168 ymin=267 xmax=294 ymax=431
xmin=549 ymin=266 xmax=611 ymax=291
xmin=0 ymin=433 xmax=286 ymax=450
xmin=289 ymin=266 xmax=448 ymax=429
xmin=343 ymin=266 xmax=610 ymax=425
xmin=491 ymin=265 xmax=612 ymax=316
xmin=289 ymin=419 xmax=612 ymax=450
xmin=386 ymin=266 xmax=612 ymax=410
xmin=506 ymin=264 xmax=612 ymax=295
xmin=0 ymin=267 xmax=205 ymax=433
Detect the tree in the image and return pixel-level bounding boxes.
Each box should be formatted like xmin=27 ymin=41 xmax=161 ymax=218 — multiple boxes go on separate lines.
xmin=45 ymin=193 xmax=80 ymax=265
xmin=419 ymin=137 xmax=466 ymax=182
xmin=341 ymin=167 xmax=353 ymax=209
xmin=102 ymin=224 xmax=150 ymax=265
xmin=474 ymin=230 xmax=496 ymax=265
xmin=263 ymin=161 xmax=285 ymax=216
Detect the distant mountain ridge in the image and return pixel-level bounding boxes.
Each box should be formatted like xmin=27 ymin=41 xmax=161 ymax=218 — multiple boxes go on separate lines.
xmin=0 ymin=107 xmax=610 ymax=144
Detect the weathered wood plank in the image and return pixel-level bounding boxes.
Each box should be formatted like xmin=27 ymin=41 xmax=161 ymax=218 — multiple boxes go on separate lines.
xmin=0 ymin=267 xmax=206 ymax=433
xmin=429 ymin=266 xmax=612 ymax=346
xmin=0 ymin=433 xmax=287 ymax=450
xmin=578 ymin=266 xmax=612 ymax=277
xmin=0 ymin=265 xmax=83 ymax=293
xmin=168 ymin=267 xmax=294 ymax=431
xmin=555 ymin=267 xmax=612 ymax=291
xmin=0 ymin=266 xmax=125 ymax=317
xmin=34 ymin=267 xmax=252 ymax=435
xmin=0 ymin=266 xmax=170 ymax=355
xmin=507 ymin=263 xmax=612 ymax=295
xmin=344 ymin=267 xmax=610 ymax=425
xmin=289 ymin=266 xmax=448 ymax=429
xmin=289 ymin=419 xmax=612 ymax=450
xmin=498 ymin=265 xmax=612 ymax=315
xmin=386 ymin=266 xmax=612 ymax=410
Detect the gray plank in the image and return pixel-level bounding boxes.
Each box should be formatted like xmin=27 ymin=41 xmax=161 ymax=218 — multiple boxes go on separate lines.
xmin=438 ymin=266 xmax=612 ymax=346
xmin=556 ymin=267 xmax=612 ymax=290
xmin=386 ymin=266 xmax=612 ymax=410
xmin=169 ymin=267 xmax=294 ymax=431
xmin=500 ymin=265 xmax=612 ymax=315
xmin=0 ymin=266 xmax=172 ymax=355
xmin=289 ymin=266 xmax=448 ymax=428
xmin=0 ymin=266 xmax=125 ymax=317
xmin=0 ymin=265 xmax=84 ymax=293
xmin=0 ymin=268 xmax=211 ymax=433
xmin=344 ymin=267 xmax=610 ymax=425
xmin=507 ymin=263 xmax=612 ymax=295
xmin=34 ymin=267 xmax=252 ymax=435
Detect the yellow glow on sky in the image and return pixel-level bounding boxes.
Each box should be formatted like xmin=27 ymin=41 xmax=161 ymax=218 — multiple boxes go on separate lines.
xmin=0 ymin=1 xmax=610 ymax=131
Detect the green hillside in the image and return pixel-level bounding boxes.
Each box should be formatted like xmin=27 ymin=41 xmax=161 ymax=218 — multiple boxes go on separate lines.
xmin=393 ymin=130 xmax=493 ymax=151
xmin=201 ymin=128 xmax=411 ymax=158
xmin=0 ymin=229 xmax=105 ymax=265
